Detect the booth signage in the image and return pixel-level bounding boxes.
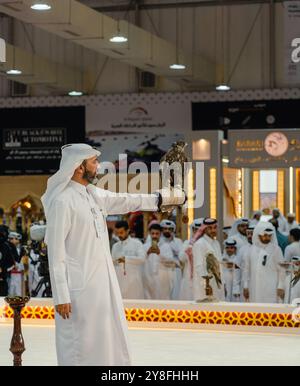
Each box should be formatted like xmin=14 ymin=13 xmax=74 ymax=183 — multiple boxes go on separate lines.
xmin=0 ymin=106 xmax=85 ymax=175
xmin=228 ymin=129 xmax=300 ymax=168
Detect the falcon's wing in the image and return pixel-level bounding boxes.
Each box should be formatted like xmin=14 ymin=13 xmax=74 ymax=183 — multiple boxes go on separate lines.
xmin=291 ymin=270 xmax=300 ymax=287
xmin=206 ymin=252 xmax=222 ymax=289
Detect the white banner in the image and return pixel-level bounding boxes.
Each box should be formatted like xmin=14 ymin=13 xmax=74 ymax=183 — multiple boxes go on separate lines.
xmin=86 ymin=100 xmax=190 ymax=134
xmin=284 ymin=1 xmax=300 ymax=85
xmin=86 ymin=100 xmax=190 ymax=163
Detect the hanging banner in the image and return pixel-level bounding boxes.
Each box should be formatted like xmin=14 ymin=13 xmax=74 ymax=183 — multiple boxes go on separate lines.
xmin=0 ymin=106 xmax=85 ymax=175
xmin=87 ymin=101 xmax=190 ymax=134
xmin=86 ymin=101 xmax=189 ymax=165
xmin=284 ymin=1 xmax=300 ymax=85
xmin=192 ymin=99 xmax=300 ymax=133
xmin=228 ymin=129 xmax=300 ymax=168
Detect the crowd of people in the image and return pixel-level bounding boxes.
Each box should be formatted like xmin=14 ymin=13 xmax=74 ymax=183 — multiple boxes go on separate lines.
xmin=1 ymin=207 xmax=300 ymax=304
xmin=0 ymin=223 xmax=47 ymax=297
xmin=110 ymin=208 xmax=300 ymax=304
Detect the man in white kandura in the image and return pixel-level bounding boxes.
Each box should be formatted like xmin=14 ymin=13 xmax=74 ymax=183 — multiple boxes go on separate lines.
xmin=251 ymin=211 xmax=262 ymax=227
xmin=41 ymin=143 xmax=184 ymax=366
xmin=192 ymin=218 xmax=225 ymax=302
xmin=178 ymin=218 xmax=203 ymax=301
xmin=112 ymin=220 xmax=145 ymax=299
xmin=160 ymin=219 xmax=183 ymax=300
xmin=243 ymin=222 xmax=286 ymax=304
xmin=283 ymin=228 xmax=300 ymax=303
xmin=7 ymin=232 xmax=24 ymax=297
xmin=142 ymin=223 xmax=173 ymax=300
xmin=229 ymin=218 xmax=249 ymax=251
xmin=271 ymin=208 xmax=288 ymax=235
xmin=285 ymin=213 xmax=298 ymax=234
xmin=221 ymin=238 xmax=241 ymax=302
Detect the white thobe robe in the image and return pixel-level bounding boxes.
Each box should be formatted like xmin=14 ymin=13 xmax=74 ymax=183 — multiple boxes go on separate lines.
xmin=161 ymin=236 xmax=183 ymax=300
xmin=277 ymin=217 xmax=288 ymax=234
xmin=230 ymin=232 xmax=248 ymax=251
xmin=285 ymin=221 xmax=298 ymax=234
xmin=239 ymin=243 xmax=252 ymax=302
xmin=193 ymin=235 xmax=225 ymax=301
xmin=142 ymin=240 xmax=173 ymax=299
xmin=112 ymin=237 xmax=145 ymax=299
xmin=284 ymin=242 xmax=300 ymax=262
xmin=46 ymin=181 xmax=158 ymax=366
xmin=243 ymin=244 xmax=286 ymax=303
xmin=8 ymin=262 xmax=24 ymax=296
xmin=178 ymin=240 xmax=194 ymax=301
xmin=284 ymin=242 xmax=300 ymax=303
xmin=221 ymin=252 xmax=242 ymax=302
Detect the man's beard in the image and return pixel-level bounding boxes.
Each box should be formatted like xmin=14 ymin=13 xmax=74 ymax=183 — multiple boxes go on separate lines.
xmin=260 ymin=239 xmax=271 ymax=244
xmin=83 ymin=168 xmax=98 ymax=185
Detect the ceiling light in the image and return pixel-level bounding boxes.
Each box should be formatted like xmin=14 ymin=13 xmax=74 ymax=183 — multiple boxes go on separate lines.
xmin=68 ymin=91 xmax=83 ymax=97
xmin=6 ymin=69 xmax=22 ymax=75
xmin=169 ymin=63 xmax=186 ymax=70
xmin=109 ymin=35 xmax=128 ymax=43
xmin=216 ymin=84 xmax=231 ymax=91
xmin=31 ymin=3 xmax=52 ymax=11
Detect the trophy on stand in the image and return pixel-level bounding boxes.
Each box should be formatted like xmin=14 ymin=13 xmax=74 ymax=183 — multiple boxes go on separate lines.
xmin=196 ymin=252 xmax=223 ymax=303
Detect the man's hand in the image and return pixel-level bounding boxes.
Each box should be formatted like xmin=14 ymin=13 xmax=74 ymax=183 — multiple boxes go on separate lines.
xmin=243 ymin=288 xmax=250 ymax=300
xmin=147 ymin=246 xmax=160 ymax=255
xmin=277 ymin=289 xmax=285 ymax=300
xmin=279 ymin=262 xmax=290 ymax=269
xmin=55 ymin=303 xmax=72 ymax=320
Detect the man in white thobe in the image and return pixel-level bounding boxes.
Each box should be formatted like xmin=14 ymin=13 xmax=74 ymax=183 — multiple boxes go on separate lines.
xmin=7 ymin=232 xmax=24 ymax=296
xmin=283 ymin=228 xmax=300 ymax=303
xmin=284 ymin=228 xmax=300 ymax=263
xmin=271 ymin=208 xmax=288 ymax=234
xmin=160 ymin=219 xmax=183 ymax=300
xmin=178 ymin=218 xmax=203 ymax=300
xmin=112 ymin=221 xmax=145 ymax=299
xmin=243 ymin=222 xmax=286 ymax=304
xmin=229 ymin=218 xmax=249 ymax=251
xmin=251 ymin=211 xmax=262 ymax=227
xmin=290 ymin=257 xmax=300 ymax=303
xmin=221 ymin=238 xmax=241 ymax=302
xmin=238 ymin=223 xmax=255 ymax=302
xmin=41 ymin=144 xmax=183 ymax=366
xmin=285 ymin=213 xmax=298 ymax=234
xmin=193 ymin=218 xmax=225 ymax=302
xmin=223 ymin=226 xmax=232 ymax=241
xmin=142 ymin=223 xmax=173 ymax=299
